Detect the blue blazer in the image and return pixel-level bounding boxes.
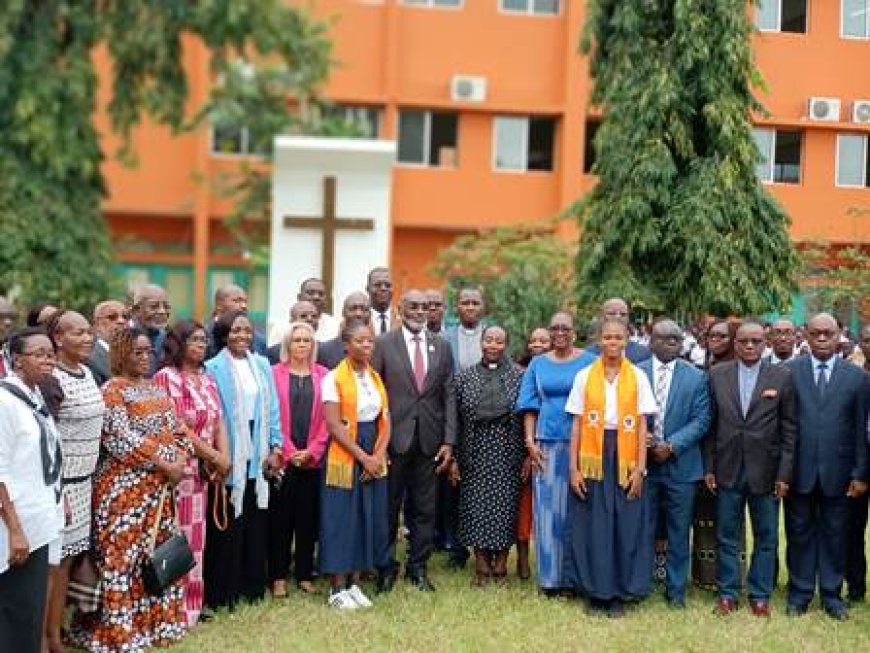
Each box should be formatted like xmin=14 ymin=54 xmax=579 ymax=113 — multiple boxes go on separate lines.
xmin=640 ymin=358 xmax=711 ymax=483
xmin=785 ymin=356 xmax=868 ymax=496
xmin=205 ymin=349 xmax=282 ymax=484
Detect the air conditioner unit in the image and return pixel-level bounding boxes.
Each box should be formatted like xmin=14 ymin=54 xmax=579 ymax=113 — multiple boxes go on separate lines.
xmin=808 ymin=97 xmax=841 ymax=122
xmin=451 ymin=75 xmax=487 ymax=103
xmin=853 ymin=100 xmax=870 ymax=124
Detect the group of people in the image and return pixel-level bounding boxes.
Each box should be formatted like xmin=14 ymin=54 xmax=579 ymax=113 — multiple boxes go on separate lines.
xmin=0 ymin=275 xmax=868 ymax=652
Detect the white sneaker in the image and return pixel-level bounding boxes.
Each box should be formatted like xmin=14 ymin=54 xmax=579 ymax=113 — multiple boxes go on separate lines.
xmin=346 ymin=584 xmax=373 ymax=608
xmin=328 ymin=589 xmax=360 ymax=610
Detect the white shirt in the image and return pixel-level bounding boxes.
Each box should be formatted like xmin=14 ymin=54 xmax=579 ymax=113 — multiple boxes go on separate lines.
xmin=0 ymin=377 xmax=64 ymax=574
xmin=322 ymin=368 xmax=383 ymax=422
xmin=402 ymin=326 xmax=429 ymax=376
xmin=316 ymin=313 xmax=341 ymax=343
xmin=565 ymin=363 xmax=658 ymax=428
xmin=231 ymin=356 xmax=259 ymax=422
xmin=811 ymin=355 xmax=835 ymax=384
xmin=371 ymin=308 xmax=393 ymax=335
xmin=651 ymin=356 xmax=675 ymax=414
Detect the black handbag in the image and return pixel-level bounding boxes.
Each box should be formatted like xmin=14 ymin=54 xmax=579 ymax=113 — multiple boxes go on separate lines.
xmin=142 ymin=485 xmax=195 ymax=596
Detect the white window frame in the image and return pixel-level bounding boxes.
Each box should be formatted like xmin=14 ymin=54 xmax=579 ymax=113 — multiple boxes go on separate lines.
xmin=492 ymin=116 xmax=556 ymax=173
xmin=753 ymin=128 xmax=802 ymax=185
xmin=210 ymin=123 xmax=252 ymax=158
xmin=401 ymin=0 xmax=463 ymax=9
xmin=397 ymin=110 xmax=458 ymax=168
xmin=756 ymin=0 xmax=808 ymax=33
xmin=498 ymin=0 xmax=561 ymax=17
xmin=841 ymin=0 xmax=870 ymax=39
xmin=835 ymin=133 xmax=869 ymax=188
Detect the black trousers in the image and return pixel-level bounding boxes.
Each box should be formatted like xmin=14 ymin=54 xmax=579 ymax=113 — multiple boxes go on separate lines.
xmin=204 ymin=479 xmax=269 ymax=608
xmin=0 ymin=544 xmax=49 ymax=653
xmin=845 ymin=494 xmax=869 ymax=600
xmin=267 ymin=465 xmax=320 ymax=583
xmin=387 ymin=433 xmax=438 ymax=576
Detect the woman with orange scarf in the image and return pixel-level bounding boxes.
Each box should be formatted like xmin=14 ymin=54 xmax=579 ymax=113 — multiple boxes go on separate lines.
xmin=319 ymin=320 xmax=391 ymax=610
xmin=564 ymin=319 xmax=658 ymax=617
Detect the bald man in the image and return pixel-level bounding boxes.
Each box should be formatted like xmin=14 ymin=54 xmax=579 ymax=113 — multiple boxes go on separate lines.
xmin=205 ymin=284 xmax=267 ymax=359
xmin=317 ymin=292 xmax=371 ymax=370
xmin=584 ymin=298 xmax=651 ymax=363
xmin=785 ymin=313 xmax=868 ymax=620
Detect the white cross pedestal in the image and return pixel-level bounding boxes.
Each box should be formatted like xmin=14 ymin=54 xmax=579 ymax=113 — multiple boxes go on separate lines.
xmin=268 ymin=136 xmax=395 ymax=341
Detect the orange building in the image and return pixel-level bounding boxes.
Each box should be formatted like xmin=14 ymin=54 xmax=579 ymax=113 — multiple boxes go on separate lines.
xmin=98 ymin=1 xmax=870 ymax=327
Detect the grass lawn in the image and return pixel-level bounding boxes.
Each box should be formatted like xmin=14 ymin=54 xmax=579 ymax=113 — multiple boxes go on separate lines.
xmin=172 ymin=545 xmax=870 ymax=653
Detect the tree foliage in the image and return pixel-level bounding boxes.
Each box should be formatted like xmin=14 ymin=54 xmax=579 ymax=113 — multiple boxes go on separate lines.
xmin=0 ymin=1 xmax=331 ymax=312
xmin=430 ymin=220 xmax=575 ymax=357
xmin=800 ymin=242 xmax=870 ymax=321
xmin=576 ymin=0 xmax=800 ymax=316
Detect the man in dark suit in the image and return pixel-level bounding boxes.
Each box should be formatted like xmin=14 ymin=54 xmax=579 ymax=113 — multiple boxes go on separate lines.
xmin=641 ymin=319 xmax=711 ymax=608
xmin=584 ymin=298 xmax=651 ymax=363
xmin=316 ymin=291 xmax=371 ymax=370
xmin=265 ymin=301 xmax=318 ymax=365
xmin=86 ymin=299 xmax=128 ymax=385
xmin=372 ymin=288 xmax=455 ymax=592
xmin=705 ymin=321 xmax=796 ymax=617
xmin=785 ymin=313 xmax=868 ymax=620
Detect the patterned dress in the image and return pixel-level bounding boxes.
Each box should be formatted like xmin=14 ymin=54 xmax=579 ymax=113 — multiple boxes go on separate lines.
xmin=71 ymin=378 xmax=192 ymax=653
xmin=53 ymin=365 xmax=105 ymax=558
xmin=153 ymin=367 xmax=222 ymax=626
xmin=455 ymin=362 xmax=526 ymax=551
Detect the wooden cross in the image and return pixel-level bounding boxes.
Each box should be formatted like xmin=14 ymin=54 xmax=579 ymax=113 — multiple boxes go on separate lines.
xmin=282 ymin=176 xmax=375 ymax=313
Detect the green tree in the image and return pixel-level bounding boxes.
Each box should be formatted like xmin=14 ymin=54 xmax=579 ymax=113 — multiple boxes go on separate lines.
xmin=0 ymin=1 xmax=330 ymax=312
xmin=575 ymin=0 xmax=800 ymax=316
xmin=430 ymin=220 xmax=575 ymax=358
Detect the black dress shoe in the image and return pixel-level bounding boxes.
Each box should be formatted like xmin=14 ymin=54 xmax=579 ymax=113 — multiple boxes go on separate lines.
xmin=376 ymin=571 xmax=397 ymax=594
xmin=785 ymin=603 xmax=808 ymax=617
xmin=407 ymin=573 xmax=436 ymax=592
xmin=824 ymin=603 xmax=849 ymax=621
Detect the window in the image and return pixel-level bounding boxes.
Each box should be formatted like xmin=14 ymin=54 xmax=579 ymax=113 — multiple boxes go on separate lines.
xmin=322 ymin=105 xmax=381 ymax=138
xmin=752 ymin=128 xmax=802 ymax=184
xmin=836 ymin=134 xmax=870 ymax=187
xmin=583 ymin=119 xmax=601 ymax=174
xmin=210 ymin=122 xmax=269 ymax=156
xmin=493 ymin=116 xmax=556 ymax=172
xmin=500 ymin=0 xmax=559 ymax=16
xmin=402 ymin=0 xmax=461 ymax=6
xmin=842 ymin=0 xmax=870 ymax=38
xmin=756 ymin=0 xmax=808 ymax=33
xmin=398 ymin=110 xmax=459 ymax=167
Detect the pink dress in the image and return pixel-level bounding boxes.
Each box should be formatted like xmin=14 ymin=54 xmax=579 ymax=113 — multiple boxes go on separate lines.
xmin=153 ymin=367 xmax=222 ymax=627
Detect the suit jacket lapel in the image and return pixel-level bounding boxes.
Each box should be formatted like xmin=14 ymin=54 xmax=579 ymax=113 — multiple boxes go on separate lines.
xmin=422 ymin=334 xmax=440 ymax=392
xmin=395 ymin=330 xmax=418 ymax=392
xmin=664 ymin=361 xmax=684 ymax=422
xmin=744 ymin=361 xmax=770 ymax=419
xmin=818 ymin=357 xmax=842 ymax=407
xmin=724 ymin=361 xmax=742 ymax=420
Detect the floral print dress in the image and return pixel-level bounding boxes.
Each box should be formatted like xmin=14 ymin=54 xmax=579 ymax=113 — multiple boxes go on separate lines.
xmin=71 ymin=378 xmax=192 ymax=653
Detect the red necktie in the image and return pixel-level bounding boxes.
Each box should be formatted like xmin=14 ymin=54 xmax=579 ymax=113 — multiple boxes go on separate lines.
xmin=412 ymin=334 xmax=426 ymax=392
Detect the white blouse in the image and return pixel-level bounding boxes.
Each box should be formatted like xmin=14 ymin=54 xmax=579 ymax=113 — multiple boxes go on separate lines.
xmin=565 ymin=363 xmax=658 ymax=428
xmin=231 ymin=355 xmax=259 ymax=422
xmin=0 ymin=377 xmax=64 ymax=574
xmin=322 ymin=369 xmax=383 ymax=423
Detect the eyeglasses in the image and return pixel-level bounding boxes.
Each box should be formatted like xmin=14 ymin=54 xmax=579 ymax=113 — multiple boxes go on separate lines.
xmin=21 ymin=349 xmax=56 ymax=360
xmin=404 ymin=302 xmax=427 ymax=310
xmin=735 ymin=338 xmax=765 ymax=346
xmin=771 ymin=329 xmax=795 ymax=338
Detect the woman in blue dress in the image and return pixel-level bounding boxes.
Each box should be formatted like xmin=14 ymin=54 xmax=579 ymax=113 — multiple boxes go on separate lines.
xmin=515 ymin=311 xmax=596 ymax=594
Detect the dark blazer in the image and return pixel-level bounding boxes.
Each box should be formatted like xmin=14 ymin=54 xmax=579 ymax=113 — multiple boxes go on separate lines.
xmin=586 ymin=340 xmax=652 ymax=364
xmin=785 ymin=355 xmax=868 ymax=496
xmin=316 ymin=336 xmax=345 ymax=370
xmin=640 ymin=358 xmax=711 ymax=483
xmin=704 ymin=360 xmax=797 ymax=494
xmin=372 ymin=327 xmax=456 ymax=457
xmin=86 ymin=339 xmax=111 ymax=387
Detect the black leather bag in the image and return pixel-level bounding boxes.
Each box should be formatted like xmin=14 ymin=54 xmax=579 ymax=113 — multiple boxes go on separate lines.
xmin=142 ymin=486 xmax=195 ymax=596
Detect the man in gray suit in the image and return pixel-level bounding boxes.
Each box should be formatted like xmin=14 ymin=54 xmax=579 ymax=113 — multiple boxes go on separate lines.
xmin=705 ymin=321 xmax=796 ymax=617
xmin=372 ymin=289 xmax=455 ymax=592
xmin=785 ymin=313 xmax=868 ymax=620
xmin=86 ymin=299 xmax=127 ymax=385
